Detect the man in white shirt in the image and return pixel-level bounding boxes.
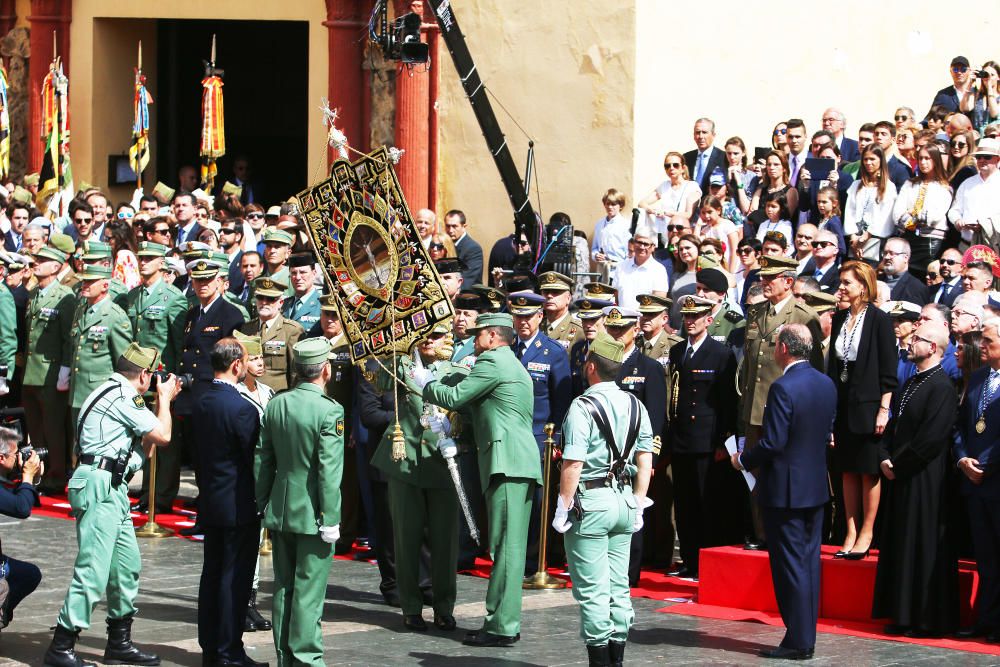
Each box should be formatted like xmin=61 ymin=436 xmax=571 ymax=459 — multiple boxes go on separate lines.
xmin=948 ymin=138 xmax=1000 ymax=247
xmin=613 ymin=227 xmax=669 ymax=310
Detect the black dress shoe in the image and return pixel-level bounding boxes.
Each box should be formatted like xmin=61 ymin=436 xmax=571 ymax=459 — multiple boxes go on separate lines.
xmin=403 ymin=614 xmax=428 ymax=631
xmin=433 ymin=613 xmax=456 ymax=631
xmin=667 ymin=566 xmax=693 ymax=578
xmin=179 ymin=524 xmax=204 ymax=537
xmin=759 ymin=645 xmax=814 ymax=659
xmin=743 ymin=540 xmax=767 ymax=551
xmin=382 ymin=590 xmax=401 ymax=608
xmin=832 ymin=550 xmax=850 ymax=559
xmin=956 ymin=626 xmax=991 ymax=639
xmin=462 ymin=630 xmax=519 ymax=647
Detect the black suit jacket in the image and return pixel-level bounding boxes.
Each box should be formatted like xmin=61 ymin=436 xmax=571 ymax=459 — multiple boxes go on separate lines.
xmin=176 ymin=298 xmax=246 ymax=414
xmin=827 ymin=306 xmax=898 ymax=434
xmin=684 ymin=146 xmax=727 ymax=193
xmin=889 ymin=271 xmax=930 ymax=306
xmin=357 ymin=358 xmax=396 ymax=481
xmin=226 ymin=250 xmax=245 ymax=297
xmin=798 ymin=260 xmax=840 ymax=293
xmin=177 ymin=221 xmax=205 ymax=245
xmin=667 ymin=336 xmax=737 ymax=454
xmin=616 ymin=347 xmax=667 ymax=440
xmin=887 ymin=156 xmax=913 ymax=192
xmin=3 ymin=231 xmax=19 ymax=252
xmin=191 ymin=382 xmax=261 ymax=526
xmin=931 ymin=278 xmax=963 ymax=307
xmin=839 ymin=137 xmax=861 ymax=163
xmin=455 ymin=234 xmax=484 ymax=287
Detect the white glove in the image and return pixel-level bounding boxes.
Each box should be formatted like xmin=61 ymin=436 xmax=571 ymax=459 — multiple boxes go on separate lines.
xmin=129 ymin=187 xmax=144 ymax=211
xmin=428 ymin=413 xmax=451 ymax=436
xmin=633 ymin=495 xmax=654 ymax=532
xmin=552 ymin=495 xmax=573 ymax=534
xmin=0 ymin=377 xmax=7 ymax=397
xmin=56 ymin=366 xmax=71 ymax=392
xmin=437 ymin=436 xmax=458 ymax=459
xmin=410 ymin=366 xmax=434 ymax=390
xmin=319 ymin=524 xmax=341 ymax=544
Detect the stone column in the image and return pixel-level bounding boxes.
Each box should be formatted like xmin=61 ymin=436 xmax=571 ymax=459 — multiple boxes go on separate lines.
xmin=27 ymin=0 xmax=71 ymax=174
xmin=1 ymin=26 xmax=30 ymax=179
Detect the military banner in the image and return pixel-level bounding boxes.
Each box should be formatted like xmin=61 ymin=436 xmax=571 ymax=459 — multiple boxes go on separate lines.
xmin=295 ymin=146 xmax=453 ymax=362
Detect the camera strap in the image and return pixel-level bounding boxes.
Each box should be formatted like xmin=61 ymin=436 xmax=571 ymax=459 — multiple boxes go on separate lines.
xmin=75 ymin=384 xmax=119 ymax=456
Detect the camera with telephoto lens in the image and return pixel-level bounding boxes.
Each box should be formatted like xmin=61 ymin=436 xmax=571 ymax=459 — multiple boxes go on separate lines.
xmin=149 ymin=371 xmax=193 ymax=391
xmin=977 ymin=69 xmax=992 ymax=79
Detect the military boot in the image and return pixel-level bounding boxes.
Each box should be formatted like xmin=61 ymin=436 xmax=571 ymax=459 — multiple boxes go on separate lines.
xmin=246 ymin=589 xmax=272 ymax=631
xmin=103 ymin=615 xmax=160 ymax=665
xmin=608 ymin=640 xmax=626 ymax=667
xmin=43 ymin=624 xmax=96 ymax=667
xmin=587 ymin=643 xmax=610 ymax=667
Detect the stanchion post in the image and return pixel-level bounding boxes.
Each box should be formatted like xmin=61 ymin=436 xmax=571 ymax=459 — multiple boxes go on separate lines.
xmin=260 ymin=528 xmax=272 ymax=555
xmin=524 ymin=423 xmax=567 ymax=590
xmin=135 ymin=444 xmax=172 ymax=538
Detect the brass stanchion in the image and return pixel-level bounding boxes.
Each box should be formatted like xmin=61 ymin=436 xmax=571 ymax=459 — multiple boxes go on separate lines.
xmin=135 ymin=445 xmax=172 ymax=538
xmin=524 ymin=423 xmax=567 ymax=590
xmin=259 ymin=528 xmax=272 ymax=555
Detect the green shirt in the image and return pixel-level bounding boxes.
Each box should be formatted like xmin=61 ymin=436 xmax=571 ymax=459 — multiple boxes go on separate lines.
xmin=68 ymin=295 xmax=134 ymax=409
xmin=561 ymin=381 xmax=654 ymax=481
xmin=76 ymin=373 xmax=159 ymax=473
xmin=0 ymin=284 xmax=17 ymax=378
xmin=24 ymin=280 xmax=76 ymax=386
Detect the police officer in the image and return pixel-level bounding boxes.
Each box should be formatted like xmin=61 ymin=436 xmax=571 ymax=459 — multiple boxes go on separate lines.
xmin=240 ymin=276 xmax=303 ymax=393
xmin=696 ymin=266 xmax=746 ymax=349
xmin=551 ymin=332 xmax=654 ymax=667
xmin=256 ymin=338 xmax=344 ymax=665
xmin=569 ymin=297 xmax=614 ymax=397
xmin=668 ymin=296 xmax=738 ymax=578
xmin=539 ymin=271 xmax=583 ymax=351
xmin=371 ymin=324 xmax=465 ymax=631
xmin=21 ymin=245 xmax=75 ymax=491
xmin=282 ymin=254 xmax=321 ymax=330
xmin=66 ymin=264 xmax=133 ymax=427
xmin=739 ymin=254 xmax=824 ymax=549
xmin=43 ymin=343 xmax=181 ymax=667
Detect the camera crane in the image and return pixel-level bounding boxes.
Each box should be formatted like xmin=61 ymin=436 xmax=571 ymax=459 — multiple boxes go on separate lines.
xmin=372 ymin=0 xmax=540 ymax=253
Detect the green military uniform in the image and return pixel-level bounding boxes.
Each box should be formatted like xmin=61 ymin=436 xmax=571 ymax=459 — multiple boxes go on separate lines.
xmin=22 ymin=250 xmax=76 ymax=486
xmin=0 ymin=282 xmax=15 ymax=380
xmin=53 ymin=344 xmax=163 ymax=644
xmin=124 ymin=252 xmax=188 ymax=372
xmin=707 ymin=301 xmax=746 ymax=347
xmin=540 ymin=271 xmax=584 ymax=351
xmin=255 ymin=338 xmax=344 ymax=667
xmin=240 ymin=277 xmax=304 ymax=393
xmin=75 ymin=241 xmax=128 ymax=309
xmin=371 ymin=354 xmax=467 ymax=619
xmin=68 ymin=266 xmax=134 ymax=413
xmin=422 ymin=313 xmax=543 ymax=639
xmin=282 ymin=287 xmax=321 ymax=331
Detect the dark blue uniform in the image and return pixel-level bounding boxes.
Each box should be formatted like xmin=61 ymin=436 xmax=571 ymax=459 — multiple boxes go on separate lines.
xmin=570 ymin=339 xmax=590 ymax=398
xmin=517 ymin=332 xmax=572 ymax=449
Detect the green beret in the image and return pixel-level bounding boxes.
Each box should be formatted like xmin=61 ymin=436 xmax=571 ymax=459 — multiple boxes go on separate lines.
xmin=293 ymin=338 xmax=331 ymax=365
xmin=122 ymin=343 xmax=159 ymax=371
xmin=77 ymin=264 xmax=113 ymax=280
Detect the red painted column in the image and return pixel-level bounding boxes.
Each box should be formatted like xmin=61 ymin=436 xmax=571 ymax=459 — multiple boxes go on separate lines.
xmin=324 ymin=0 xmax=370 ymax=165
xmin=393 ymin=0 xmax=436 ymax=214
xmin=27 ymin=0 xmax=71 ymax=173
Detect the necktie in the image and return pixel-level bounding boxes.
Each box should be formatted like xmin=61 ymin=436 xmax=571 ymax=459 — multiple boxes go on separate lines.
xmin=814 ymin=268 xmax=823 ymax=279
xmin=240 ymin=286 xmax=249 ymax=302
xmin=790 ymin=154 xmax=800 ymax=186
xmin=517 ymin=342 xmax=527 ymax=360
xmin=695 ymin=153 xmax=706 ymax=183
xmin=989 ymin=371 xmax=1000 ymax=402
xmin=685 ymin=346 xmax=694 ymax=365
xmin=289 ymin=298 xmax=300 ymax=318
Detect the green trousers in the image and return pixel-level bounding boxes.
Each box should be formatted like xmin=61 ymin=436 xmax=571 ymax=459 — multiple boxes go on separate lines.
xmin=56 ymin=465 xmax=140 ymax=630
xmin=271 ymin=531 xmax=333 ymax=667
xmin=483 ymin=476 xmax=534 ymax=637
xmin=564 ymin=486 xmax=637 ymax=646
xmin=388 ymin=478 xmax=458 ymax=616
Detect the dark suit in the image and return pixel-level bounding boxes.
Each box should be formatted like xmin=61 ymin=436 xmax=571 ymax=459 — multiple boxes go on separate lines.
xmin=839 ymin=137 xmax=861 ymax=163
xmin=955 ymin=367 xmax=1000 ymax=631
xmin=226 ymin=250 xmax=245 ymax=297
xmin=887 ymin=155 xmax=914 ymax=192
xmin=931 ymin=277 xmax=963 ymax=307
xmin=193 ymin=381 xmax=261 ymax=664
xmin=517 ymin=333 xmax=572 ymax=449
xmin=177 ymin=221 xmax=205 ymax=245
xmin=668 ymin=336 xmax=737 ymax=573
xmin=455 ymin=234 xmax=484 ymax=287
xmin=684 ymin=146 xmax=727 ymax=193
xmin=798 ymin=260 xmax=840 ymax=293
xmin=741 ymin=362 xmax=837 ymax=652
xmin=487 ymin=235 xmax=518 ymax=286
xmin=3 ymin=230 xmax=20 ymax=252
xmin=889 ymin=271 xmax=930 ymax=306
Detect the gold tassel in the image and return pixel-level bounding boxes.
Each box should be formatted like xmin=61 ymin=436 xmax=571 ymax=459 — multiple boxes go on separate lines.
xmin=391 ymin=420 xmax=406 ymax=461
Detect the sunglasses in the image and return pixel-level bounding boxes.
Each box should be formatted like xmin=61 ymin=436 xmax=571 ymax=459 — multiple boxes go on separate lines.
xmin=633 ymin=240 xmax=654 ymax=248
xmin=894 ymin=115 xmax=909 ymax=121
xmin=247 ymin=212 xmax=264 ymax=219
xmin=664 ymin=162 xmax=682 ymax=169
xmin=811 ymin=241 xmax=835 ymax=249
xmin=255 ymin=295 xmax=279 ymax=303
xmin=152 ymin=227 xmax=170 ymax=234
xmin=117 ymin=211 xmax=134 ymax=220
xmin=220 ymin=228 xmax=238 ymax=235
xmin=952 ymin=66 xmax=970 ymax=73
xmin=666 ymin=224 xmax=687 ymax=231
xmin=927 ymin=272 xmax=939 ymax=280
xmin=951 ymin=141 xmax=968 ymax=148
xmin=737 ymin=247 xmax=755 ymax=255
xmin=941 ymin=258 xmax=961 ymax=265
xmin=517 ymin=239 xmax=530 ymax=246
xmin=773 ymin=128 xmax=787 ymax=135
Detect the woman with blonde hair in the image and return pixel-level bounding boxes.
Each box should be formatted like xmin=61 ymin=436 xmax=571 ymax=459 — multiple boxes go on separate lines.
xmin=638 ymin=151 xmax=702 ymax=237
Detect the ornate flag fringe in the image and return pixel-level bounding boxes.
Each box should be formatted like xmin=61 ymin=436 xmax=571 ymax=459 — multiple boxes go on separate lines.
xmin=37 ymin=61 xmax=71 ymax=211
xmin=129 ymin=69 xmax=153 ymax=177
xmin=200 ymin=75 xmax=225 ymax=190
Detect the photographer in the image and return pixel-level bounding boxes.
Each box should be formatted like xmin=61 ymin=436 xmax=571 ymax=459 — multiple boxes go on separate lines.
xmin=43 ymin=343 xmax=181 ymax=667
xmin=963 ymin=61 xmax=1000 ymax=135
xmin=0 ymin=425 xmax=42 ymax=629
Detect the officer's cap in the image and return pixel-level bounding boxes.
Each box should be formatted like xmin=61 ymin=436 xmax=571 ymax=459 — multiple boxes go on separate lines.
xmin=319 ymin=293 xmax=340 ymax=313
xmin=803 ymin=290 xmax=838 ymax=313
xmin=636 ymin=293 xmax=672 ymax=314
xmin=696 ymin=267 xmax=729 ymax=294
xmin=262 ymin=228 xmax=294 ymax=246
xmin=507 ymin=290 xmax=544 ymax=315
xmin=583 ymin=282 xmax=618 ymax=302
xmin=81 ymin=240 xmax=112 ymax=261
xmin=454 ymin=290 xmax=486 ymax=312
xmin=538 ymin=271 xmax=572 ymax=292
xmin=293 ymin=338 xmax=331 ymax=366
xmin=434 ymin=256 xmax=463 ymax=276
xmin=505 ymin=271 xmax=538 ymax=294
xmin=122 ymin=343 xmax=159 ymax=371
xmin=470 ymin=284 xmax=505 ymax=312
xmin=468 ymin=312 xmax=514 ymax=333
xmin=187 ymin=259 xmax=220 ymax=279
xmin=234 ymin=330 xmax=263 ymax=356
xmin=602 ymin=306 xmax=639 ymax=327
xmin=574 ymin=297 xmax=614 ymax=320
xmin=77 ymin=263 xmax=112 ymax=280
xmin=136 ymin=241 xmax=168 ymax=258
xmin=210 ymin=251 xmax=230 ymax=270
xmin=757 ymin=255 xmax=799 ymax=277
xmin=253 ymin=276 xmax=286 ymax=298
xmin=180 ymin=241 xmax=214 ymax=259
xmin=588 ymin=332 xmax=625 ymax=364
xmin=882 ymin=300 xmax=921 ymax=321
xmin=679 ymin=295 xmax=714 ymax=316
xmin=32 ymin=245 xmax=67 ymax=264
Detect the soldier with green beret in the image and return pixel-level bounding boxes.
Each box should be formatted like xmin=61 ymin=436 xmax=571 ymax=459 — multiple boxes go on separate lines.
xmin=43 ymin=344 xmax=181 ymax=667
xmin=539 ymin=271 xmax=584 ymax=351
xmin=21 ymin=245 xmax=76 ymax=490
xmin=67 ymin=264 xmax=134 ymax=425
xmin=411 ymin=312 xmax=542 ymax=647
xmin=696 ymin=266 xmax=746 ymax=349
xmin=261 ymin=228 xmax=294 ymax=296
xmin=256 ymin=337 xmax=344 ymax=666
xmin=77 ymin=240 xmax=128 ymax=309
xmin=240 ymin=276 xmax=303 ymax=393
xmin=552 ymin=332 xmax=654 ymax=667
xmin=371 ymin=324 xmax=466 ymax=631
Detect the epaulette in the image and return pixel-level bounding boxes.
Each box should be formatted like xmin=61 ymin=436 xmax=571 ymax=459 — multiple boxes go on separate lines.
xmin=724 ymin=309 xmax=745 ymax=324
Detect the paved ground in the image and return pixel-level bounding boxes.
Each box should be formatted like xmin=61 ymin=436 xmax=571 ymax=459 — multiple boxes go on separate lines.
xmin=0 ymin=513 xmax=996 ymax=666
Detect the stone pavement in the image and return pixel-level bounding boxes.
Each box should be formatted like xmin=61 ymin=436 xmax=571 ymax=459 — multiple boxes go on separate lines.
xmin=0 ymin=514 xmax=996 ymax=666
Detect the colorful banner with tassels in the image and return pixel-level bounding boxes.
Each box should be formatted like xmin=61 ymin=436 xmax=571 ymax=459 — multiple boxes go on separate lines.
xmin=38 ymin=59 xmax=71 ymax=212
xmin=129 ymin=67 xmax=153 ymax=183
xmin=200 ymin=74 xmax=225 ymax=191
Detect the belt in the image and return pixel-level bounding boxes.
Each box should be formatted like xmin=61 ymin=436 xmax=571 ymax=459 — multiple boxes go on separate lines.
xmin=581 ymin=479 xmax=612 ymax=490
xmin=77 ymin=454 xmax=118 ymax=473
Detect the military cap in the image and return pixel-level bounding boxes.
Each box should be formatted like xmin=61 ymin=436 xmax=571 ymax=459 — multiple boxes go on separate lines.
xmin=507 ymin=290 xmax=544 ymax=315
xmin=434 ymin=256 xmax=463 ymax=275
xmin=32 ymin=245 xmax=67 ymax=264
xmin=11 ymin=186 xmax=32 ymax=206
xmin=50 ymin=233 xmax=75 ymax=256
xmin=470 ymin=284 xmax=506 ymax=312
xmin=679 ymin=295 xmax=714 ymax=315
xmin=164 ymin=256 xmax=186 ymax=276
xmin=289 ymin=253 xmax=315 ymax=268
xmin=186 ymin=259 xmax=220 ymax=279
xmin=431 ymin=322 xmax=451 ymax=335
xmin=505 ymin=270 xmax=538 ymax=294
xmin=122 ymin=343 xmax=160 ymax=371
xmin=234 ymin=330 xmax=263 ymax=356
xmin=81 ymin=240 xmax=112 ymax=261
xmin=636 ymin=293 xmax=672 ymax=314
xmin=803 ymin=290 xmax=838 ymax=313
xmin=468 ymin=312 xmax=514 ymax=332
xmin=23 ymin=173 xmax=39 ymax=187
xmin=0 ymin=252 xmax=25 ymax=270
xmin=253 ymin=276 xmax=286 ymax=298
xmin=696 ymin=254 xmax=722 ymax=271
xmin=882 ymin=300 xmax=921 ymax=321
xmin=538 ymin=271 xmax=573 ymax=292
xmin=454 ymin=290 xmax=486 ymax=312
xmin=583 ymin=281 xmax=618 ymax=302
xmin=293 ymin=338 xmax=331 ymax=365
xmin=319 ymin=293 xmax=340 ymax=313
xmin=696 ymin=267 xmax=730 ymax=294
xmin=574 ymin=297 xmax=614 ymax=320
xmin=757 ymin=254 xmax=799 ymax=277
xmin=262 ymin=228 xmax=294 ymax=246
xmin=266 ymin=205 xmax=282 ymax=218
xmin=180 ymin=241 xmax=214 ymax=258
xmin=210 ymin=251 xmax=231 ymax=269
xmin=589 ymin=332 xmax=625 ymax=364
xmin=136 ymin=241 xmax=168 ymax=257
xmin=77 ymin=264 xmax=113 ymax=280
xmin=602 ymin=306 xmax=639 ymax=327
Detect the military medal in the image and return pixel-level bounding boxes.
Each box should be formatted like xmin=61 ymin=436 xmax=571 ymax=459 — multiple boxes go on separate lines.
xmin=977 ymin=417 xmax=986 ymax=434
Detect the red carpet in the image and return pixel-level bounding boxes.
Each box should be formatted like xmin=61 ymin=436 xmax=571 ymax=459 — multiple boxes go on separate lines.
xmin=34 ymin=493 xmax=206 ymax=541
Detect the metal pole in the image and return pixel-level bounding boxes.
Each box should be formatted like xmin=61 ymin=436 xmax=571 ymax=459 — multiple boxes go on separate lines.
xmin=135 ymin=444 xmax=172 ymax=538
xmin=523 ymin=423 xmax=567 ymax=589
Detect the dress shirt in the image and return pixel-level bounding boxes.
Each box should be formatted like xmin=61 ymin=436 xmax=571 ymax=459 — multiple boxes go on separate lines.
xmin=935 ymin=276 xmax=962 ymax=303
xmin=178 ymin=220 xmax=197 ymax=244
xmin=614 ymin=257 xmax=670 ymax=310
xmin=948 ymin=170 xmax=1000 ymax=243
xmin=788 ymin=150 xmax=806 ymax=186
xmin=844 ymin=182 xmax=897 ymax=238
xmin=591 ymin=214 xmax=631 ymax=263
xmin=685 ymin=333 xmax=708 ymax=361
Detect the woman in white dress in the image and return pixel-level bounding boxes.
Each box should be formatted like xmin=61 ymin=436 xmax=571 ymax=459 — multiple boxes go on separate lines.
xmin=638 ymin=151 xmax=702 ymax=240
xmin=844 ymin=146 xmax=896 ymax=262
xmin=891 ymin=144 xmax=953 ymax=279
